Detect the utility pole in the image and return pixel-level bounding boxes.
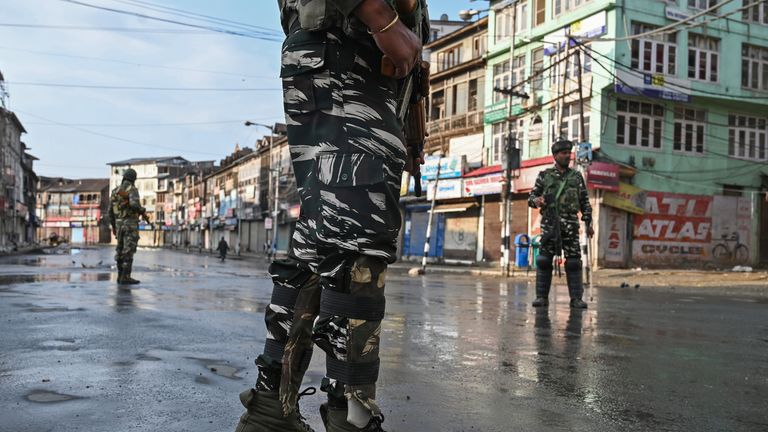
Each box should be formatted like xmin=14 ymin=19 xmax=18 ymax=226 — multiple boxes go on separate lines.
xmin=244 ymin=121 xmax=277 ymax=258
xmin=420 ymin=157 xmax=442 ymax=274
xmin=573 ymin=37 xmax=593 ymax=297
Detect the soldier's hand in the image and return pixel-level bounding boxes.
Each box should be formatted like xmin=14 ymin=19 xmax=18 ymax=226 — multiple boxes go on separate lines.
xmin=534 ymin=196 xmax=546 ymax=208
xmin=355 ymin=0 xmax=421 ymax=79
xmin=112 ymin=229 xmax=117 ymax=236
xmin=586 ymin=225 xmax=595 ymax=238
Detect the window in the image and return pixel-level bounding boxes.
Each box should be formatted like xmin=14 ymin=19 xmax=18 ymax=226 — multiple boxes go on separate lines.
xmin=491 ymin=119 xmax=524 ymax=164
xmin=535 ymin=0 xmax=546 ymax=26
xmin=742 ymin=0 xmax=768 ymax=24
xmin=556 ymin=101 xmax=591 ymax=142
xmin=673 ymin=108 xmax=706 ymax=154
xmin=532 ymin=48 xmax=544 ymax=91
xmin=551 ymin=45 xmax=592 ymax=87
xmin=741 ymin=44 xmax=768 ymax=91
xmin=554 ymin=0 xmax=592 ymax=17
xmin=616 ymin=99 xmax=664 ymax=149
xmin=494 ymin=7 xmax=512 ymax=43
xmin=688 ymin=34 xmax=719 ymax=82
xmin=473 ymin=36 xmax=486 ymax=60
xmin=688 ymin=0 xmax=718 ymax=10
xmin=630 ymin=23 xmax=677 ymax=75
xmin=429 ymin=90 xmax=443 ymax=121
xmin=491 ymin=122 xmax=509 ymax=164
xmin=728 ymin=115 xmax=767 ymax=161
xmin=493 ymin=62 xmax=511 ymax=103
xmin=510 ymin=54 xmax=526 ymax=103
xmin=494 ymin=3 xmax=527 ymax=43
xmin=437 ymin=45 xmax=462 ymax=72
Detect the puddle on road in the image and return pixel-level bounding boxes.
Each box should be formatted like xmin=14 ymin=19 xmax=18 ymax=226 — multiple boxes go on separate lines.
xmin=13 ymin=303 xmax=87 ymax=313
xmin=186 ymin=357 xmax=242 ymax=379
xmin=136 ymin=354 xmax=161 ymax=361
xmin=195 ymin=376 xmax=211 ymax=384
xmin=26 ymin=390 xmax=83 ymax=403
xmin=0 ymin=273 xmax=112 ymax=286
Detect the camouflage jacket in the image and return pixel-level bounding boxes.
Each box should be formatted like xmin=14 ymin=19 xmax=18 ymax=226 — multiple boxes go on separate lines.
xmin=278 ymin=0 xmax=429 ymax=39
xmin=109 ymin=180 xmax=144 ymax=223
xmin=528 ymin=166 xmax=592 ymax=224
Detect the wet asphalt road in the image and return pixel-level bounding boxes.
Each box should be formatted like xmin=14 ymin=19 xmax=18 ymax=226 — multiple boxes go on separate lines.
xmin=0 ymin=247 xmax=766 ymax=432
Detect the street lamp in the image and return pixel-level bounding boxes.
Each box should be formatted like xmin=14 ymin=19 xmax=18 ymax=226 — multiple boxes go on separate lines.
xmin=244 ymin=121 xmax=279 ymax=258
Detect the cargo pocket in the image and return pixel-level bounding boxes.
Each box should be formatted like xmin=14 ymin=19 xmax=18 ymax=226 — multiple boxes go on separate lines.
xmin=280 ymin=31 xmax=333 ymax=116
xmin=314 ymin=153 xmax=394 ymax=253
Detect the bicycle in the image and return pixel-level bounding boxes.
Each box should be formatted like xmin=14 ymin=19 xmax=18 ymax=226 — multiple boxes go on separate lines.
xmin=711 ymin=232 xmax=749 ymax=264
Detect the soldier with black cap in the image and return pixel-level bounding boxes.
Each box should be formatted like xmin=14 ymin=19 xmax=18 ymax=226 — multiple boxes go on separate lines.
xmin=108 ymin=168 xmax=148 ymax=285
xmin=528 ymin=139 xmax=593 ymax=309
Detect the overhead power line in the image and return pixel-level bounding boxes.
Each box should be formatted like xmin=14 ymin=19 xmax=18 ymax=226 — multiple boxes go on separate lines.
xmin=58 ymin=0 xmax=282 ymax=41
xmin=0 ymin=45 xmax=275 ymax=79
xmin=7 ymin=81 xmax=280 ymax=91
xmin=14 ymin=109 xmax=225 ymax=157
xmin=565 ymin=44 xmax=768 ymax=166
xmin=110 ymin=0 xmax=281 ymax=36
xmin=24 ymin=116 xmax=278 ymax=127
xmin=577 ymin=0 xmax=738 ymax=42
xmin=0 ymin=23 xmax=210 ymax=33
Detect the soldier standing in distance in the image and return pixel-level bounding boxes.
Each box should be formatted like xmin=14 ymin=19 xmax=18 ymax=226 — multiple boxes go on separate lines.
xmin=234 ymin=1 xmax=427 ymax=431
xmin=108 ymin=168 xmax=146 ymax=285
xmin=528 ymin=139 xmax=594 ymax=309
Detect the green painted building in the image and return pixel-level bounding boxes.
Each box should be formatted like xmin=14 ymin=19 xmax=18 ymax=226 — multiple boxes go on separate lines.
xmin=484 ymin=0 xmax=768 ymax=267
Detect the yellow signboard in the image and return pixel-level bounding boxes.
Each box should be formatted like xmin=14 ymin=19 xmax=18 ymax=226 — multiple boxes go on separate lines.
xmin=603 ymin=182 xmax=646 ymax=215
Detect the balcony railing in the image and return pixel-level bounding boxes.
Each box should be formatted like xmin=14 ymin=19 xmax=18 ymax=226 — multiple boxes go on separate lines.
xmin=427 ymin=110 xmax=483 ymax=136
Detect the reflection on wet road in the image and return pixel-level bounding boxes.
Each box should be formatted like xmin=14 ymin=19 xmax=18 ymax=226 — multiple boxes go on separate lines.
xmin=0 ymin=247 xmax=766 ymax=432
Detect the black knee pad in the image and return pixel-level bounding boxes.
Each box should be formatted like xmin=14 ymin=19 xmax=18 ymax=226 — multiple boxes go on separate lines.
xmin=565 ymin=259 xmax=582 ymax=273
xmin=536 ymin=254 xmax=553 ymax=271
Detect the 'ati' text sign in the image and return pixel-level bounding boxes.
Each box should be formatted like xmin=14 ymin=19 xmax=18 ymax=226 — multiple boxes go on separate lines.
xmin=586 ymin=162 xmax=619 ymax=191
xmin=632 ymin=192 xmax=712 ymax=264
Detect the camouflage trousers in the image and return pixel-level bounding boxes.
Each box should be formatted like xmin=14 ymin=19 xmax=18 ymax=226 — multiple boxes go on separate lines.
xmin=539 ymin=215 xmax=582 ymax=259
xmin=114 ymin=219 xmax=139 ymax=267
xmin=255 ymin=28 xmax=406 ymax=413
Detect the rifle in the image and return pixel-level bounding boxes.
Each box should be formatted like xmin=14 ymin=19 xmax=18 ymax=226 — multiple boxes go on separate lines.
xmin=540 ymin=193 xmax=564 ymax=277
xmin=381 ymin=0 xmax=429 ymax=197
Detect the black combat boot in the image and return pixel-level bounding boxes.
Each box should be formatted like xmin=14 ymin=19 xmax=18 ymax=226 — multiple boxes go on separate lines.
xmin=116 ymin=260 xmax=125 ymax=283
xmin=565 ymin=260 xmax=587 ymax=309
xmin=319 ymin=380 xmax=386 ymax=432
xmin=235 ymin=388 xmax=315 ymax=432
xmin=532 ymin=255 xmax=553 ymax=307
xmin=121 ymin=260 xmax=140 ymax=285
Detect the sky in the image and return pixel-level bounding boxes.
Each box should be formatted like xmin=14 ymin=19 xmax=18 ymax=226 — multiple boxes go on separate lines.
xmin=0 ymin=0 xmax=480 ymax=179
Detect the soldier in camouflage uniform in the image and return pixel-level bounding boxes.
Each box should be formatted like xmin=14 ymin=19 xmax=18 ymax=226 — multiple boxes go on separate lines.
xmin=108 ymin=168 xmax=145 ymax=285
xmin=235 ymin=1 xmax=427 ymax=431
xmin=528 ymin=139 xmax=593 ymax=309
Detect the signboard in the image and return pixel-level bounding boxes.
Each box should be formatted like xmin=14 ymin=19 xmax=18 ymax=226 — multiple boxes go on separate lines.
xmin=602 ymin=206 xmax=627 ymax=265
xmin=265 ymin=217 xmax=273 ymax=230
xmin=512 ymin=164 xmax=549 ymax=193
xmin=421 ymin=156 xmax=464 ymax=182
xmin=426 ymin=178 xmax=464 ymax=200
xmin=544 ymin=11 xmax=607 ymax=55
xmin=665 ymin=6 xmax=690 ymax=21
xmin=603 ymin=182 xmax=646 ymax=215
xmin=586 ymin=162 xmax=620 ymax=191
xmin=615 ymin=69 xmax=691 ymax=103
xmin=464 ymin=173 xmax=503 ymax=196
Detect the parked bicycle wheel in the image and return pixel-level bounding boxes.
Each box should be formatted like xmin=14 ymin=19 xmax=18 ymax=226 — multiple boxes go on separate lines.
xmin=734 ymin=244 xmax=749 ymax=263
xmin=712 ymin=244 xmax=730 ymax=261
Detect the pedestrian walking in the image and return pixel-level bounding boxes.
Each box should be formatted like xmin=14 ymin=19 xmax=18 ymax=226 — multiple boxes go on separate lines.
xmin=233 ymin=1 xmax=428 ymax=431
xmin=528 ymin=139 xmax=594 ymax=309
xmin=217 ymin=237 xmax=230 ymax=262
xmin=108 ymin=168 xmax=150 ymax=285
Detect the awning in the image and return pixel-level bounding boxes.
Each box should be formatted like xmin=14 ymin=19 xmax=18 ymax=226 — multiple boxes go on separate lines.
xmin=430 ymin=202 xmax=477 ymax=213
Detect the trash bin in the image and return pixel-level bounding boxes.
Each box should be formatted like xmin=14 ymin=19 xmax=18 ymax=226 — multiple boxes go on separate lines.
xmin=531 ymin=235 xmax=542 ymax=268
xmin=514 ymin=234 xmax=530 ymax=268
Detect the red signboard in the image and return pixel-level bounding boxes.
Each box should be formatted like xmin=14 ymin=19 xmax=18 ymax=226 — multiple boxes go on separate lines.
xmin=586 ymin=162 xmax=620 ymax=191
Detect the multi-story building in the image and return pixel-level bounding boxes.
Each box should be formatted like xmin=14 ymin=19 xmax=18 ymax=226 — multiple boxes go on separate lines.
xmin=107 ymin=156 xmax=213 ymax=246
xmin=479 ymin=0 xmax=768 ymax=267
xmin=36 ymin=177 xmax=110 ymax=244
xmin=402 ymin=16 xmax=491 ymax=263
xmin=1 ymin=106 xmax=37 ymax=250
